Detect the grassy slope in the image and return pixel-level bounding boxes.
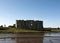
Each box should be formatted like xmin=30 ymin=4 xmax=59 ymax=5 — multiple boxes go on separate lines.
xmin=9 ymin=28 xmax=40 ymax=32
xmin=0 ymin=28 xmax=60 ymax=33
xmin=0 ymin=28 xmax=41 ymax=33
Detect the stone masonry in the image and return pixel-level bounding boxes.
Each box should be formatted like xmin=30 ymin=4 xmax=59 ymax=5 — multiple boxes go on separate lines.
xmin=16 ymin=20 xmax=43 ymax=30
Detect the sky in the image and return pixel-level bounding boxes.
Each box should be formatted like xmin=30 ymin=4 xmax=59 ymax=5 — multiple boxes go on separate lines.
xmin=0 ymin=0 xmax=60 ymax=27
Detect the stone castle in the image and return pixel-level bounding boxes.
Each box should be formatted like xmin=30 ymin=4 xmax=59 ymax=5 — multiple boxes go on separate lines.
xmin=16 ymin=20 xmax=43 ymax=30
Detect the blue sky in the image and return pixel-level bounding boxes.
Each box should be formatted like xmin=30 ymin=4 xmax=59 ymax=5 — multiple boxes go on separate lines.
xmin=0 ymin=0 xmax=60 ymax=27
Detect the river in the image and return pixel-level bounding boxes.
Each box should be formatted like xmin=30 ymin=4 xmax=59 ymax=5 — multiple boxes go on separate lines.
xmin=0 ymin=33 xmax=60 ymax=43
xmin=43 ymin=32 xmax=60 ymax=43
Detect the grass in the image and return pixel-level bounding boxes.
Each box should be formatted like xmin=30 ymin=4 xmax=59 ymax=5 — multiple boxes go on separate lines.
xmin=9 ymin=28 xmax=40 ymax=32
xmin=0 ymin=28 xmax=41 ymax=33
xmin=0 ymin=28 xmax=60 ymax=33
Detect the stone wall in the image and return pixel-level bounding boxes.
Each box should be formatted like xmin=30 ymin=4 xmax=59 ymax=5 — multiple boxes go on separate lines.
xmin=16 ymin=20 xmax=43 ymax=30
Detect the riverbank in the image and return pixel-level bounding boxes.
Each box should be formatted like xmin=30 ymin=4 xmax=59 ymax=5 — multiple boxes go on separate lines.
xmin=0 ymin=28 xmax=41 ymax=33
xmin=0 ymin=28 xmax=60 ymax=33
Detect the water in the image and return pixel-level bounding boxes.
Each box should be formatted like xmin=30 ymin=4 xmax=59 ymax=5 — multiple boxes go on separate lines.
xmin=0 ymin=39 xmax=16 ymax=43
xmin=0 ymin=33 xmax=60 ymax=43
xmin=44 ymin=32 xmax=60 ymax=36
xmin=43 ymin=32 xmax=60 ymax=43
xmin=0 ymin=33 xmax=43 ymax=43
xmin=0 ymin=34 xmax=16 ymax=43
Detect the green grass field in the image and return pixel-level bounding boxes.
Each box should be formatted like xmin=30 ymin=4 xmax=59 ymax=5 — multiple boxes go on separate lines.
xmin=0 ymin=28 xmax=41 ymax=33
xmin=0 ymin=28 xmax=60 ymax=33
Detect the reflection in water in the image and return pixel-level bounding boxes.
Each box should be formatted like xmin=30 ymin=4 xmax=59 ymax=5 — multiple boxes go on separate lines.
xmin=0 ymin=33 xmax=44 ymax=43
xmin=0 ymin=34 xmax=16 ymax=43
xmin=0 ymin=38 xmax=16 ymax=43
xmin=0 ymin=33 xmax=60 ymax=43
xmin=44 ymin=32 xmax=60 ymax=36
xmin=43 ymin=32 xmax=60 ymax=43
